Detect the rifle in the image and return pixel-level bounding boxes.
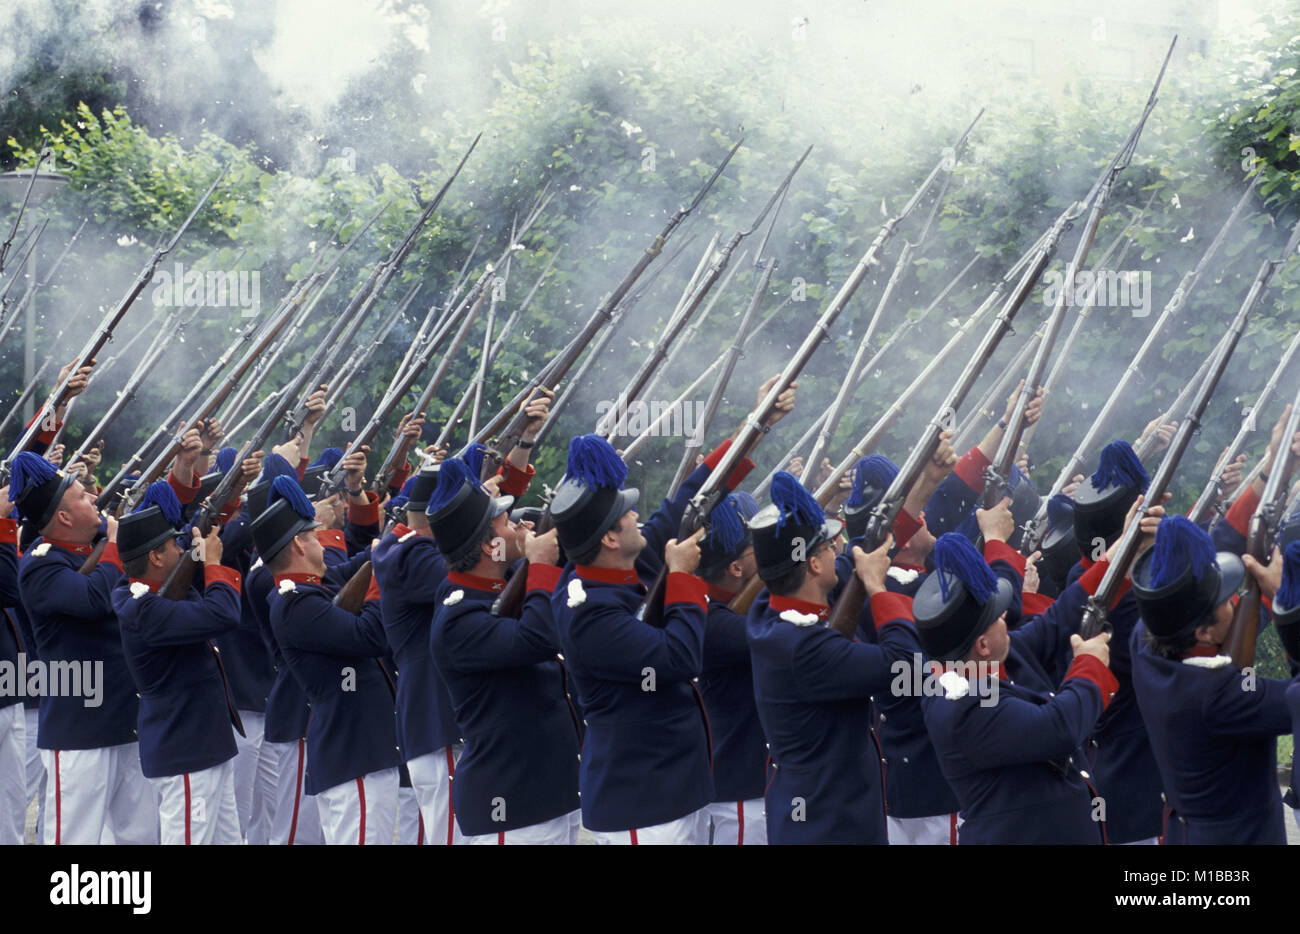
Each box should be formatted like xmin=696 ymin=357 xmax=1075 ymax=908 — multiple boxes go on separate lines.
xmin=281 ymin=135 xmax=480 ymax=438
xmin=821 ymin=197 xmax=1083 ymax=636
xmin=981 ymin=42 xmax=1172 ymax=509
xmin=595 ymin=146 xmax=809 ymax=440
xmin=470 ymin=138 xmax=744 ymax=466
xmin=1187 ymin=323 xmax=1300 ymax=525
xmin=0 ymin=217 xmax=48 ymax=326
xmin=323 ymin=280 xmax=422 ymax=412
xmin=332 ymin=561 xmax=375 ymax=613
xmin=0 ymin=146 xmax=51 ymax=276
xmin=1079 ymin=215 xmax=1300 ymax=638
xmin=1224 ymin=389 xmax=1300 ymax=668
xmin=0 ymin=326 xmax=66 ymax=442
xmin=0 ymin=218 xmax=85 ymax=349
xmin=3 ymin=164 xmax=228 ymax=479
xmin=801 ymin=113 xmax=983 ymax=482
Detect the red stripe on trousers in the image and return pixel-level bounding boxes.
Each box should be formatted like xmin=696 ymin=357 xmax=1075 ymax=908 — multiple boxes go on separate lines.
xmin=444 ymin=746 xmax=456 ymax=846
xmin=629 ymin=828 xmax=638 ymax=845
xmin=737 ymin=802 xmax=744 ymax=846
xmin=54 ymin=750 xmax=61 ymax=845
xmin=357 ymin=777 xmax=367 ymax=845
xmin=417 ymin=810 xmax=424 ymax=846
xmin=184 ymin=773 xmax=192 ymax=845
xmin=288 ymin=739 xmax=304 ymax=846
xmin=950 ymin=813 xmax=957 ymax=846
xmin=498 ymin=831 xmax=505 ymax=845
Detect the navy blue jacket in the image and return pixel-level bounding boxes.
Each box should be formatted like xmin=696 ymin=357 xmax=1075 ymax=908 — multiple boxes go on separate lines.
xmin=699 ymin=593 xmax=768 ymax=803
xmin=0 ymin=520 xmax=22 ymax=711
xmin=747 ymin=589 xmax=917 ymax=844
xmin=246 ymin=561 xmax=310 ymax=743
xmin=429 ymin=566 xmax=580 ymax=834
xmin=113 ymin=570 xmax=243 ymax=777
xmin=371 ymin=523 xmax=460 ymax=761
xmin=268 ymin=574 xmax=400 ymax=794
xmin=216 ymin=512 xmax=275 ymax=713
xmin=18 ymin=539 xmax=137 ymax=750
xmin=1131 ymin=623 xmax=1292 ymax=845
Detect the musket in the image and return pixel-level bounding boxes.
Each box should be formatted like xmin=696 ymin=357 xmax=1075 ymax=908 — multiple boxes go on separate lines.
xmin=982 ymin=42 xmax=1172 ymax=509
xmin=469 ymin=250 xmax=510 ymax=440
xmin=0 ymin=217 xmax=48 ymax=325
xmin=0 ymin=327 xmax=66 ymax=442
xmin=1187 ymin=323 xmax=1300 ymax=525
xmin=1224 ymin=387 xmax=1300 ymax=668
xmin=595 ymin=147 xmax=808 ymax=440
xmin=0 ymin=218 xmax=86 ymax=349
xmin=323 ymin=280 xmax=422 ymax=412
xmin=0 ymin=146 xmax=51 ymax=275
xmin=952 ymin=315 xmax=1047 ymax=453
xmin=3 ymin=163 xmax=228 ymax=477
xmin=281 ymin=134 xmax=480 ymax=438
xmin=820 ymin=197 xmax=1084 ymax=636
xmin=1079 ymin=214 xmax=1300 ymax=638
xmin=1032 ymin=179 xmax=1254 ymax=511
xmin=801 ymin=113 xmax=983 ymax=483
xmin=470 ymin=138 xmax=744 ymax=465
xmin=487 ymin=247 xmax=561 ymax=362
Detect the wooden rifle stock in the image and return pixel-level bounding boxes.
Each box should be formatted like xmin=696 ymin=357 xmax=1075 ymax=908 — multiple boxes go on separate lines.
xmin=76 ymin=538 xmax=109 ymax=575
xmin=333 ymin=561 xmax=374 ymax=613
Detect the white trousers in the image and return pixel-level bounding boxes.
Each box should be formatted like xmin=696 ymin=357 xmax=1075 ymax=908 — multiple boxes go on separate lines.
xmin=464 ymin=808 xmax=582 ymax=845
xmin=315 ymin=767 xmax=399 ymax=845
xmin=0 ymin=705 xmax=25 ymax=845
xmin=152 ymin=758 xmax=241 ymax=845
xmin=266 ymin=738 xmax=321 ymax=845
xmin=707 ymin=798 xmax=767 ymax=845
xmin=887 ymin=813 xmax=960 ymax=845
xmin=397 ymin=784 xmax=423 ymax=844
xmin=1120 ymin=836 xmax=1159 ymax=845
xmin=232 ymin=711 xmax=274 ymax=845
xmin=41 ymin=742 xmax=159 ymax=845
xmin=24 ymin=708 xmax=45 ymax=844
xmin=589 ymin=806 xmax=711 ymax=845
xmin=406 ymin=745 xmax=464 ymax=845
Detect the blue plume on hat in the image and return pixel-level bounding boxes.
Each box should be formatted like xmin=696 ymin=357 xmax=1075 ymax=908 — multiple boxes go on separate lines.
xmin=259 ymin=452 xmax=297 ymax=484
xmin=1278 ymin=542 xmax=1300 ymax=608
xmin=1047 ymin=493 xmax=1074 ymax=529
xmin=215 ymin=446 xmax=237 ymax=475
xmin=268 ymin=475 xmax=315 ymax=521
xmin=398 ymin=476 xmax=417 ymax=498
xmin=132 ymin=480 xmax=183 ymax=528
xmin=566 ymin=434 xmax=627 ymax=489
xmin=731 ymin=490 xmax=760 ymax=521
xmin=9 ymin=452 xmax=57 ymax=500
xmin=463 ymin=442 xmax=487 ymax=478
xmin=770 ymin=471 xmax=824 ymax=532
xmin=1148 ymin=514 xmax=1215 ymax=588
xmin=310 ymin=447 xmax=343 ymax=471
xmin=428 ymin=458 xmax=477 ymax=515
xmin=847 ymin=454 xmax=897 ymax=508
xmin=932 ymin=532 xmax=998 ymax=605
xmin=706 ymin=495 xmax=747 ymax=557
xmin=1091 ymin=440 xmax=1149 ymax=493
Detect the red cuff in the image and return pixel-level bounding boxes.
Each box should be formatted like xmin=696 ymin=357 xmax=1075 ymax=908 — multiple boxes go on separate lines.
xmin=526 ymin=562 xmax=563 ymax=594
xmin=27 ymin=412 xmax=62 ymax=446
xmin=952 ymin=445 xmax=992 ymax=492
xmin=870 ymin=591 xmax=914 ymax=630
xmin=98 ymin=542 xmax=122 ymax=572
xmin=983 ymin=540 xmax=1026 ymax=577
xmin=892 ymin=510 xmax=923 ymax=550
xmin=497 ymin=461 xmax=535 ymax=499
xmin=167 ymin=470 xmax=202 ymax=505
xmin=1225 ymin=485 xmax=1260 ymax=539
xmin=1064 ymin=653 xmax=1118 ymax=711
xmin=316 ymin=528 xmax=346 ymax=553
xmin=364 ymin=574 xmax=381 ymax=603
xmin=217 ymin=498 xmax=241 ymax=525
xmin=389 ymin=460 xmax=413 ymax=494
xmin=701 ymin=439 xmax=755 ymax=489
xmin=1077 ymin=556 xmax=1131 ymax=607
xmin=205 ymin=564 xmax=242 ymax=595
xmin=666 ymin=571 xmax=707 ymax=610
xmin=1021 ymin=591 xmax=1055 ymax=617
xmin=296 ymin=458 xmax=309 ymax=481
xmin=347 ymin=491 xmax=381 ymax=528
xmin=0 ymin=518 xmax=16 ymax=546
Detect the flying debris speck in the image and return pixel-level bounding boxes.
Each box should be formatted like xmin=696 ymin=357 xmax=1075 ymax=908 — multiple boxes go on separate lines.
xmin=1180 ymin=228 xmax=1194 ymax=242
xmin=117 ymin=235 xmax=138 ymax=246
xmin=569 ymin=184 xmax=581 ymax=191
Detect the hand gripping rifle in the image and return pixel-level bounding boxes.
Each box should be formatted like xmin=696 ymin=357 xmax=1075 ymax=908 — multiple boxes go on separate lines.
xmin=2 ymin=164 xmax=228 ymax=480
xmin=1079 ymin=215 xmax=1300 ymax=638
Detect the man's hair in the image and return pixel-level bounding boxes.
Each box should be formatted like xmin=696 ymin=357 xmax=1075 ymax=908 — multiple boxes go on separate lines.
xmin=1142 ymin=624 xmax=1200 ymax=661
xmin=569 ymin=515 xmax=626 ymax=567
xmin=448 ymin=528 xmax=498 ymax=574
xmin=122 ymin=552 xmax=151 ymax=579
xmin=266 ymin=531 xmax=313 ymax=574
xmin=764 ymin=562 xmax=808 ymax=598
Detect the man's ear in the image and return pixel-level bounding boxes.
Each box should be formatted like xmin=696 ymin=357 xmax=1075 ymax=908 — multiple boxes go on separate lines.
xmin=727 ymin=558 xmax=744 ymax=582
xmin=601 ymin=526 xmax=621 ymax=554
xmin=970 ymin=632 xmax=990 ymax=661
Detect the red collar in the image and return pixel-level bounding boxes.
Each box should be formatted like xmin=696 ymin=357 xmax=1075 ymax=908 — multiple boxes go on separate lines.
xmin=893 ymin=562 xmax=925 ymax=572
xmin=42 ymin=538 xmax=96 ymax=555
xmin=575 ymin=565 xmax=640 ymax=587
xmin=316 ymin=528 xmax=346 ymax=551
xmin=128 ymin=578 xmax=162 ymax=593
xmin=1180 ymin=643 xmax=1223 ymax=660
xmin=273 ymin=572 xmax=322 ymax=588
xmin=447 ymin=570 xmax=506 ymax=593
xmin=706 ymin=582 xmax=738 ymax=604
xmin=391 ymin=523 xmax=412 ymax=539
xmin=769 ymin=595 xmax=829 ymax=621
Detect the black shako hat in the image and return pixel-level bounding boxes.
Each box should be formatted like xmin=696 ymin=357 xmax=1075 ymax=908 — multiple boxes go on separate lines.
xmin=250 ymin=475 xmax=321 ymax=561
xmin=1271 ymin=539 xmax=1300 ymax=627
xmin=426 ymin=458 xmax=513 ymax=567
xmin=118 ymin=481 xmax=186 ymax=562
xmin=246 ymin=453 xmax=300 ymax=521
xmin=1074 ymin=440 xmax=1148 ymax=556
xmin=1131 ymin=515 xmax=1243 ymax=639
xmin=9 ymin=452 xmax=79 ymax=531
xmin=751 ymin=472 xmax=843 ymax=581
xmin=912 ymin=532 xmax=1015 ymax=661
xmin=551 ymin=434 xmax=638 ymax=559
xmin=842 ymin=455 xmax=896 ymax=541
xmin=406 ymin=465 xmax=440 ymax=513
xmin=699 ymin=493 xmax=752 ymax=578
xmin=1040 ymin=493 xmax=1082 ymax=591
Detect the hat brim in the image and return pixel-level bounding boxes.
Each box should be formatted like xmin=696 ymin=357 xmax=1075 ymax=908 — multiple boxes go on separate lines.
xmin=488 ymin=495 xmax=515 ymax=521
xmin=1214 ymin=552 xmax=1244 ymax=607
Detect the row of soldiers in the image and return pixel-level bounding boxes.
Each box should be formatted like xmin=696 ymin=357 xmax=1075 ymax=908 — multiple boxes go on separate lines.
xmin=2 ymin=348 xmax=1300 ymax=845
